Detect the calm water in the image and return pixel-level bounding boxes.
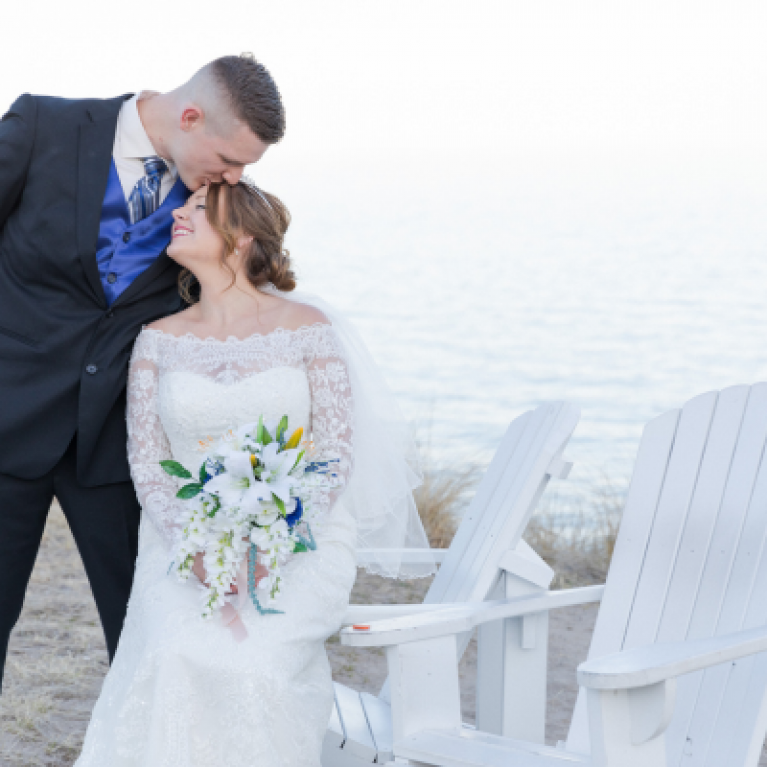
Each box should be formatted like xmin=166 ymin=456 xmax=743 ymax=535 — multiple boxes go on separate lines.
xmin=273 ymin=163 xmax=767 ymax=496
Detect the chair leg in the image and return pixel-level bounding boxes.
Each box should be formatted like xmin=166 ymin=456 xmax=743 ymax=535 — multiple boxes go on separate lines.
xmin=476 ymin=572 xmax=549 ymax=742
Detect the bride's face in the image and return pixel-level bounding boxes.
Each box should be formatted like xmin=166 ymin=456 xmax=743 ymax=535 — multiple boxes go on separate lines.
xmin=167 ymin=186 xmax=226 ymax=270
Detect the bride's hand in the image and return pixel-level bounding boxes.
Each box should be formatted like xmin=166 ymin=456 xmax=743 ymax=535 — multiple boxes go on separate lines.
xmin=250 ymin=547 xmax=270 ymax=590
xmin=191 ymin=551 xmax=208 ymax=586
xmin=191 ymin=552 xmax=238 ymax=592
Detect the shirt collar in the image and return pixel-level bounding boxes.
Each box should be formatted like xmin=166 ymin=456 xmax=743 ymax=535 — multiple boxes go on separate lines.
xmin=117 ymin=92 xmax=178 ymax=178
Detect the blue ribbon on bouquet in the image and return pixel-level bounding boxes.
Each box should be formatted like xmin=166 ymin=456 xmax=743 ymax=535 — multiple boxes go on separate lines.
xmin=304 ymin=458 xmax=340 ymax=476
xmin=295 ymin=525 xmax=317 ymax=552
xmin=246 ymin=524 xmax=318 ymax=616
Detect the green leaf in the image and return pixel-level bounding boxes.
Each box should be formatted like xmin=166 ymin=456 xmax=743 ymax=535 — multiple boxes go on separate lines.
xmin=276 ymin=415 xmax=289 ymax=444
xmin=176 ymin=483 xmax=203 ymax=499
xmin=293 ymin=541 xmax=308 ymax=553
xmin=256 ymin=416 xmax=273 ymax=445
xmin=160 ymin=460 xmax=193 ymax=479
xmin=290 ymin=450 xmax=305 ymax=473
xmin=199 ymin=463 xmax=208 ymax=484
xmin=256 ymin=415 xmax=265 ymax=444
xmin=272 ymin=494 xmax=286 ymax=516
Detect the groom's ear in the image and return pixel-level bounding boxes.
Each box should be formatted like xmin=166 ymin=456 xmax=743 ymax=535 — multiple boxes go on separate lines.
xmin=180 ymin=106 xmax=204 ymax=133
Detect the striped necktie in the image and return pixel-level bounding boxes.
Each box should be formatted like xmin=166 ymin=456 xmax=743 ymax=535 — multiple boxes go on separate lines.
xmin=128 ymin=156 xmax=168 ymax=224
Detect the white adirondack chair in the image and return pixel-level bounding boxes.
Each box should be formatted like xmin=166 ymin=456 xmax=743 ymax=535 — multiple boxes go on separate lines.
xmin=342 ymin=384 xmax=767 ymax=767
xmin=322 ymin=401 xmax=580 ymax=766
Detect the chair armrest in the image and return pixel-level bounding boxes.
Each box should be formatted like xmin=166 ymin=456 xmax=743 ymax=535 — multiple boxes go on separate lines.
xmin=578 ymin=623 xmax=767 ymax=691
xmin=356 ymin=548 xmax=447 ymax=566
xmin=342 ymin=603 xmax=464 ymax=625
xmin=341 ymin=585 xmax=605 ymax=647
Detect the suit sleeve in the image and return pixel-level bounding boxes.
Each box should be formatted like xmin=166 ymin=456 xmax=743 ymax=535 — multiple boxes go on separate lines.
xmin=0 ymin=94 xmax=36 ymax=232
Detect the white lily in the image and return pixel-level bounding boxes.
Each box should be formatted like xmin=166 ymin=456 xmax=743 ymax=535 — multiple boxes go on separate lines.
xmin=204 ymin=450 xmax=273 ymax=513
xmin=258 ymin=442 xmax=301 ymax=503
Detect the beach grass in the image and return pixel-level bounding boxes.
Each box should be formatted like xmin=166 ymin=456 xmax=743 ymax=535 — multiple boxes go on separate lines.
xmin=524 ymin=472 xmax=623 ymax=588
xmin=414 ymin=463 xmax=480 ymax=548
xmin=0 ymin=503 xmax=109 ymax=766
xmin=415 ymin=454 xmax=624 ymax=589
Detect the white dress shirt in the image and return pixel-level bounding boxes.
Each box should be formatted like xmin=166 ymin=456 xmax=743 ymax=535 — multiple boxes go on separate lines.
xmin=112 ymin=92 xmax=178 ymax=204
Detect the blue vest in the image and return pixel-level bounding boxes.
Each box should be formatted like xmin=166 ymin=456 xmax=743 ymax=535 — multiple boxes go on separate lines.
xmin=96 ymin=160 xmax=190 ymax=305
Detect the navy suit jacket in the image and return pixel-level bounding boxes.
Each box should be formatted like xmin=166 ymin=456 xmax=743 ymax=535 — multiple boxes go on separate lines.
xmin=0 ymin=93 xmax=184 ymax=485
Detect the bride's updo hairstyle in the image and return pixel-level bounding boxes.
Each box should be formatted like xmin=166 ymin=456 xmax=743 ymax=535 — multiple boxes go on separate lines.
xmin=178 ymin=180 xmax=295 ymax=303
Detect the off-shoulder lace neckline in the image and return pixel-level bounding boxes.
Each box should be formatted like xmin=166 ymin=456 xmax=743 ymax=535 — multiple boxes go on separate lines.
xmin=141 ymin=321 xmax=332 ymax=345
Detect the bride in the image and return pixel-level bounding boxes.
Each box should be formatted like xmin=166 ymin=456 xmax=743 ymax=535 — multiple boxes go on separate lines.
xmin=75 ymin=180 xmax=434 ymax=766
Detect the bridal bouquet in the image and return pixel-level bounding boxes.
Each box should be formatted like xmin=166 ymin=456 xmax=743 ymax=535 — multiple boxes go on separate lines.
xmin=160 ymin=416 xmax=338 ymax=620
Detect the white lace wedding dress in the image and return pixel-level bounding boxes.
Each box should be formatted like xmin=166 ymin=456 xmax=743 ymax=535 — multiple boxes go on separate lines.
xmin=75 ymin=322 xmax=357 ymax=767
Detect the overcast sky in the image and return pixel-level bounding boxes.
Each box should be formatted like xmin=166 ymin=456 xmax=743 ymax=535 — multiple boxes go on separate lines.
xmin=1 ymin=0 xmax=765 ymax=190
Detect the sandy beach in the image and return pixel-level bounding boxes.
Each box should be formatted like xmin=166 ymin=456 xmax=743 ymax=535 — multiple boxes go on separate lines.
xmin=0 ymin=504 xmax=763 ymax=765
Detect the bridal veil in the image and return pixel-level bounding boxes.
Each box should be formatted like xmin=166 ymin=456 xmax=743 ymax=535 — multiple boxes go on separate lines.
xmin=263 ymin=284 xmax=436 ymax=580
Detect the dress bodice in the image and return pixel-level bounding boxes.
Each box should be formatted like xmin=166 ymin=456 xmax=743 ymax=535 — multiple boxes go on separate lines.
xmin=159 ymin=368 xmax=311 ymax=471
xmin=126 ymin=324 xmax=354 ymax=549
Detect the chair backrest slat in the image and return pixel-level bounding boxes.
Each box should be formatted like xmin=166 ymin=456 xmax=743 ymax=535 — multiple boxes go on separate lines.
xmin=425 ymin=409 xmax=533 ymax=604
xmin=579 ymin=408 xmax=681 ymax=661
xmin=426 ymin=401 xmax=579 ymax=606
xmin=566 ymin=406 xmax=681 ymax=753
xmin=721 ymin=461 xmax=767 ymax=766
xmin=656 ymin=386 xmax=753 ymax=646
xmin=622 ymin=390 xmax=719 ymax=651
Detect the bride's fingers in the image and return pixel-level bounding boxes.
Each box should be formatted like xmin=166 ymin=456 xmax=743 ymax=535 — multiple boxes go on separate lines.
xmin=252 ymin=562 xmax=269 ymax=587
xmin=191 ymin=552 xmax=209 ymax=585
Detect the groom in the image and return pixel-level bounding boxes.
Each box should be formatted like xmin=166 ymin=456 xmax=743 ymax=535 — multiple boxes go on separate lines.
xmin=0 ymin=54 xmax=285 ymax=690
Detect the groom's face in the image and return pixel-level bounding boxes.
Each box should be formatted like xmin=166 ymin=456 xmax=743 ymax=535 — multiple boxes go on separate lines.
xmin=171 ymin=108 xmax=269 ymax=191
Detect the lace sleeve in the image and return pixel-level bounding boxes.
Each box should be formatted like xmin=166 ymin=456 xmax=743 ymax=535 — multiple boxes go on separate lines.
xmin=126 ymin=330 xmax=180 ymax=550
xmin=305 ymin=324 xmax=355 ymax=521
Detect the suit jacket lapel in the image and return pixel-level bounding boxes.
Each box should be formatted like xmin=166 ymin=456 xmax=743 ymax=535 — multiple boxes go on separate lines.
xmin=77 ymin=95 xmax=132 ymax=308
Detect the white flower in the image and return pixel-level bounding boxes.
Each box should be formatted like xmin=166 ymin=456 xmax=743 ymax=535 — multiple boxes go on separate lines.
xmin=257 ymin=570 xmax=280 ymax=595
xmin=254 ymin=502 xmax=281 ymax=526
xmin=204 ymin=450 xmax=273 ymax=513
xmin=270 ymin=517 xmax=290 ymax=539
xmin=250 ymin=526 xmax=272 ymax=548
xmin=258 ymin=442 xmax=301 ymax=503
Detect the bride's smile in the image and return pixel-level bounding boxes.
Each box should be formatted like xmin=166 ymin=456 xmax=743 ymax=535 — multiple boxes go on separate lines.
xmin=166 ymin=186 xmax=245 ymax=274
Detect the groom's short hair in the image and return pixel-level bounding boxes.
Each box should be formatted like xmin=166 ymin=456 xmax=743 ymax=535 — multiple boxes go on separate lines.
xmin=208 ymin=53 xmax=286 ymax=144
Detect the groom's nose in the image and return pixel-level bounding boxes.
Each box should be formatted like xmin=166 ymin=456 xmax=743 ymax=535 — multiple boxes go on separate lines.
xmin=222 ymin=167 xmax=244 ymax=185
